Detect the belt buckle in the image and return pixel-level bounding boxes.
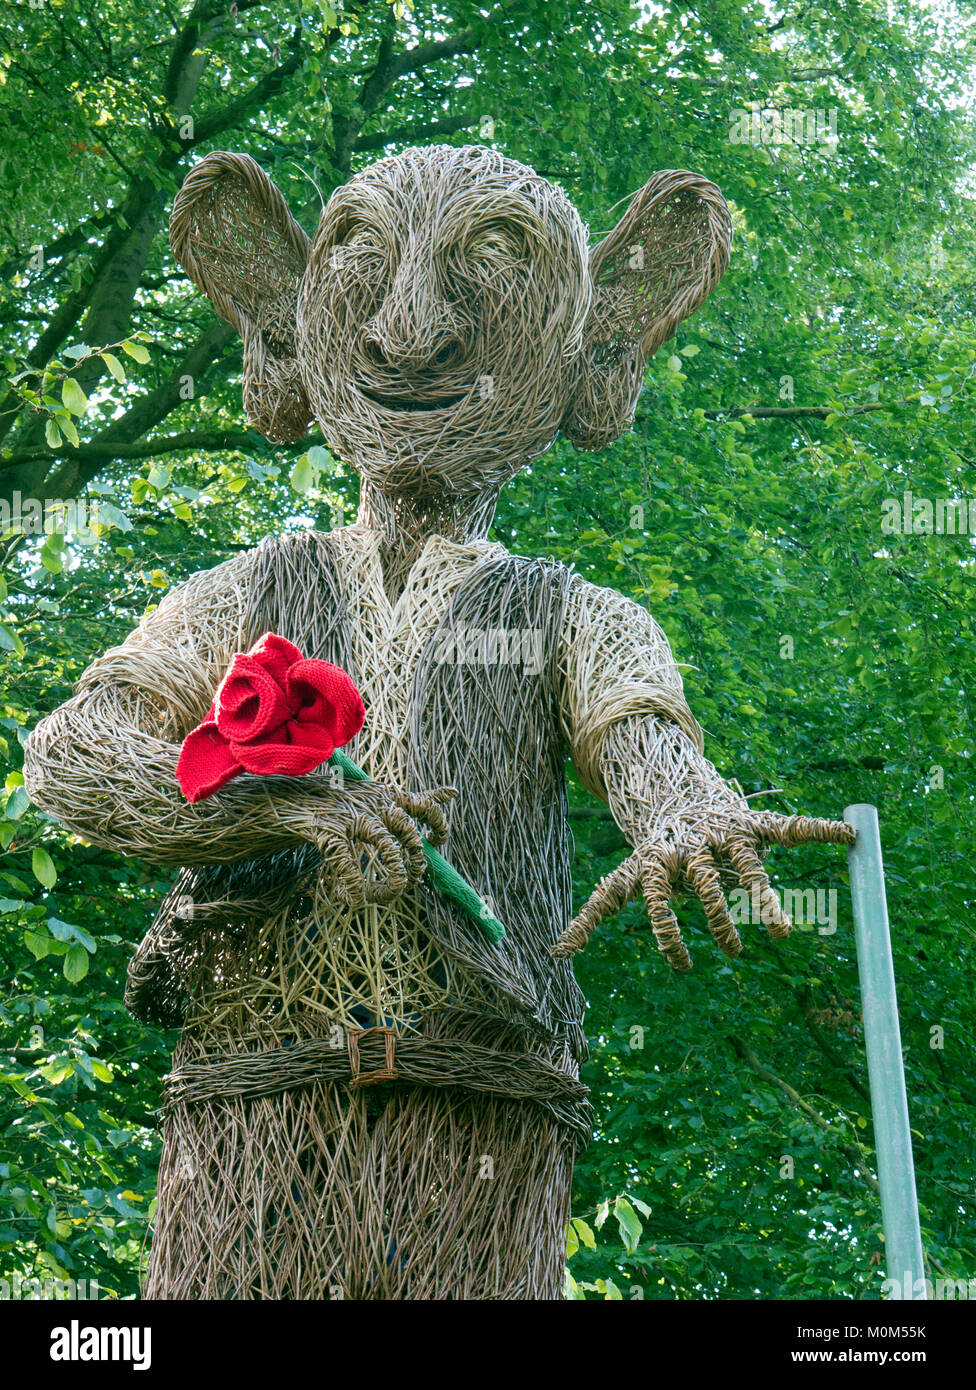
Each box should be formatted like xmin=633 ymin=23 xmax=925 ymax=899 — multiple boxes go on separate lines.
xmin=347 ymin=1025 xmax=400 ymax=1088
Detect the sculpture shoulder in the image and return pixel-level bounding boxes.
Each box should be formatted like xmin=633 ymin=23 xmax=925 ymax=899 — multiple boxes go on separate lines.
xmin=476 ymin=545 xmax=575 ymax=586
xmin=562 ymin=570 xmax=671 ymax=639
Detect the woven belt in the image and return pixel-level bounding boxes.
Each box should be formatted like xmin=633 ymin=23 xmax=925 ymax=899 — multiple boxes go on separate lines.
xmin=159 ymin=1032 xmax=592 ymax=1141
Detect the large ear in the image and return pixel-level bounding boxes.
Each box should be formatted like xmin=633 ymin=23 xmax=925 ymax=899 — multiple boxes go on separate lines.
xmin=170 ymin=151 xmax=313 ymax=444
xmin=563 ymin=170 xmax=732 ymax=451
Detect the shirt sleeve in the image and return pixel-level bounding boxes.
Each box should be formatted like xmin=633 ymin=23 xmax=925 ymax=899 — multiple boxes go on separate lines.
xmin=558 ymin=574 xmax=704 ymax=800
xmin=71 ymin=547 xmax=256 ymax=740
xmin=22 ymin=547 xmax=275 ymax=865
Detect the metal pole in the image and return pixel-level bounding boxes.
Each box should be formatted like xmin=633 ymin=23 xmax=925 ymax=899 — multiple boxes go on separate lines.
xmin=845 ymin=803 xmax=927 ymax=1300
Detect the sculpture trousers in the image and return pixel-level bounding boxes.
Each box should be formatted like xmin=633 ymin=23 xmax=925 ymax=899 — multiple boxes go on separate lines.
xmin=144 ymin=1078 xmax=576 ymax=1299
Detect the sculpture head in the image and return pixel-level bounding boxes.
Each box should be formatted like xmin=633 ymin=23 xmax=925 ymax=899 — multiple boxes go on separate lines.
xmin=171 ymin=144 xmax=731 ymax=501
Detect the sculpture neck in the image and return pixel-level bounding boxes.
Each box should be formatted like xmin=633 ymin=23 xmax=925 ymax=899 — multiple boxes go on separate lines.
xmin=356 ymin=483 xmax=500 ymax=599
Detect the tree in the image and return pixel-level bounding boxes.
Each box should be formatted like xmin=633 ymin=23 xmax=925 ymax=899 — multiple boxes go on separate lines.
xmin=2 ymin=0 xmax=974 ymax=1299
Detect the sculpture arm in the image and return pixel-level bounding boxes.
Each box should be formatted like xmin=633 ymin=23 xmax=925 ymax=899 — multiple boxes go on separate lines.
xmin=23 ymin=549 xmax=445 ymax=892
xmin=558 ymin=579 xmax=853 ymax=969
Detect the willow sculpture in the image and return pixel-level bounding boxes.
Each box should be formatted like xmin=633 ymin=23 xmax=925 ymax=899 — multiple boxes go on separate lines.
xmin=24 ymin=145 xmax=854 ymax=1300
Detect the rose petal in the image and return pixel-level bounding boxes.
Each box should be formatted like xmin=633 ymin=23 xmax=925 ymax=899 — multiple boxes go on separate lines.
xmin=215 ymin=653 xmax=296 ymax=740
xmin=231 ymin=721 xmax=336 ymax=777
xmin=176 ymin=722 xmax=242 ymax=802
xmin=286 ymin=659 xmax=365 ymax=748
xmin=248 ymin=633 xmax=305 ymax=683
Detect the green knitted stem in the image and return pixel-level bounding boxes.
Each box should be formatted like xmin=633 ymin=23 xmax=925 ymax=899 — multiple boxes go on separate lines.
xmin=329 ymin=748 xmax=506 ymax=944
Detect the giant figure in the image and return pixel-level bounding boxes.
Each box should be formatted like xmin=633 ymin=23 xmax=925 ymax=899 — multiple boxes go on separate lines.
xmin=25 ymin=146 xmax=853 ymax=1299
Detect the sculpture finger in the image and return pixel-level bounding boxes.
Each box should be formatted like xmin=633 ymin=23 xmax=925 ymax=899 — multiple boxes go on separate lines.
xmin=686 ymin=842 xmax=743 ymax=958
xmin=753 ymin=812 xmax=856 ymax=850
xmin=639 ymin=850 xmax=693 ymax=971
xmin=353 ymin=812 xmax=412 ymax=905
xmin=316 ymin=826 xmax=370 ymax=910
xmin=722 ymin=835 xmax=792 ymax=940
xmin=550 ymin=851 xmax=642 ymax=958
xmin=380 ymin=803 xmax=427 ymax=886
xmin=394 ymin=785 xmax=457 ymax=847
xmin=318 ymin=813 xmax=410 ymax=908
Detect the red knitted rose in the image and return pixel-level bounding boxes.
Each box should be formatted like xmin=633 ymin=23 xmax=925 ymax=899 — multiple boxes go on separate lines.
xmin=176 ymin=633 xmax=365 ymax=803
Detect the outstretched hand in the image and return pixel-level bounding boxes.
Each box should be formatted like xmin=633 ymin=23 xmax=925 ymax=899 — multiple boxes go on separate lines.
xmin=552 ymin=810 xmax=855 ymax=970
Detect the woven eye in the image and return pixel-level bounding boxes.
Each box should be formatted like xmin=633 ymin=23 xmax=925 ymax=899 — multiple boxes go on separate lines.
xmin=336 ymin=221 xmax=385 ymax=253
xmin=466 ymin=229 xmax=519 ymax=260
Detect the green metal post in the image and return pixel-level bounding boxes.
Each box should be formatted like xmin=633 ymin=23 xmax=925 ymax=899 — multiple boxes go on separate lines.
xmin=845 ymin=803 xmax=927 ymax=1300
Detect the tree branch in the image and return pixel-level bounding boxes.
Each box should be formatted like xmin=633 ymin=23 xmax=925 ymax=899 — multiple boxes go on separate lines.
xmin=728 ymin=1034 xmax=880 ymax=1193
xmin=0 ymin=430 xmax=314 ymax=472
xmin=701 ymin=404 xmax=888 ymax=419
xmin=189 ymin=27 xmax=307 ymax=145
xmin=0 ymin=319 xmax=240 ymax=498
xmin=353 ymin=112 xmax=485 ymax=153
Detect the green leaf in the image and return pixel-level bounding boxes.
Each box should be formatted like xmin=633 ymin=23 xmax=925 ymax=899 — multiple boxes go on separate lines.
xmin=93 ymin=502 xmax=133 ymax=532
xmin=0 ymin=622 xmax=25 ymax=657
xmin=100 ymin=352 xmax=125 ymax=382
xmin=5 ymin=786 xmax=30 ymax=819
xmin=290 ymin=454 xmax=314 ymax=494
xmin=107 ymin=1190 xmax=142 ymax=1218
xmin=56 ymin=413 xmax=80 ymax=446
xmin=45 ymin=416 xmax=62 ymax=449
xmin=31 ymin=848 xmax=57 ymax=889
xmin=121 ymin=340 xmax=150 ymax=364
xmin=40 ymin=536 xmax=63 ymax=574
xmin=61 ymin=378 xmax=89 ymax=416
xmin=48 ymin=917 xmax=96 ymax=952
xmin=63 ymin=343 xmax=91 ymax=361
xmin=63 ymin=945 xmax=89 ymax=982
xmin=572 ymin=1216 xmax=597 ymax=1250
xmin=614 ymin=1195 xmax=643 ymax=1254
xmin=24 ymin=929 xmax=53 ymax=960
xmin=39 ymin=1060 xmax=73 ymax=1085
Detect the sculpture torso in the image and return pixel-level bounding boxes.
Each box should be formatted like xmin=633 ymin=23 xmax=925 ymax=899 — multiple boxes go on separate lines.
xmin=137 ymin=527 xmax=587 ymax=1080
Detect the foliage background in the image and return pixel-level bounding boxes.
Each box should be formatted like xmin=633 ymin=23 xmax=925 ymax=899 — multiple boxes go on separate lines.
xmin=0 ymin=0 xmax=973 ymax=1299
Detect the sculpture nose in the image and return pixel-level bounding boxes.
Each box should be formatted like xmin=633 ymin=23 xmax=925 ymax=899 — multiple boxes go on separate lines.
xmin=362 ymin=251 xmax=462 ymax=372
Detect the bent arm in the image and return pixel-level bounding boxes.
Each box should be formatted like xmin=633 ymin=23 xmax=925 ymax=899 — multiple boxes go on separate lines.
xmin=23 ymin=549 xmax=335 ymax=866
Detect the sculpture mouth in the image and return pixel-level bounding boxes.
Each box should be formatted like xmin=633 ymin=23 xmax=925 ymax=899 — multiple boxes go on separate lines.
xmin=357 ymin=386 xmax=468 ymax=414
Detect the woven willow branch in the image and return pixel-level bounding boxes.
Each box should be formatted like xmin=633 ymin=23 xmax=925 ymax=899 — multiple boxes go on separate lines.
xmin=565 ymin=169 xmax=732 ymax=450
xmin=22 ymin=136 xmax=856 ymax=1298
xmin=170 ymin=151 xmax=314 ymax=444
